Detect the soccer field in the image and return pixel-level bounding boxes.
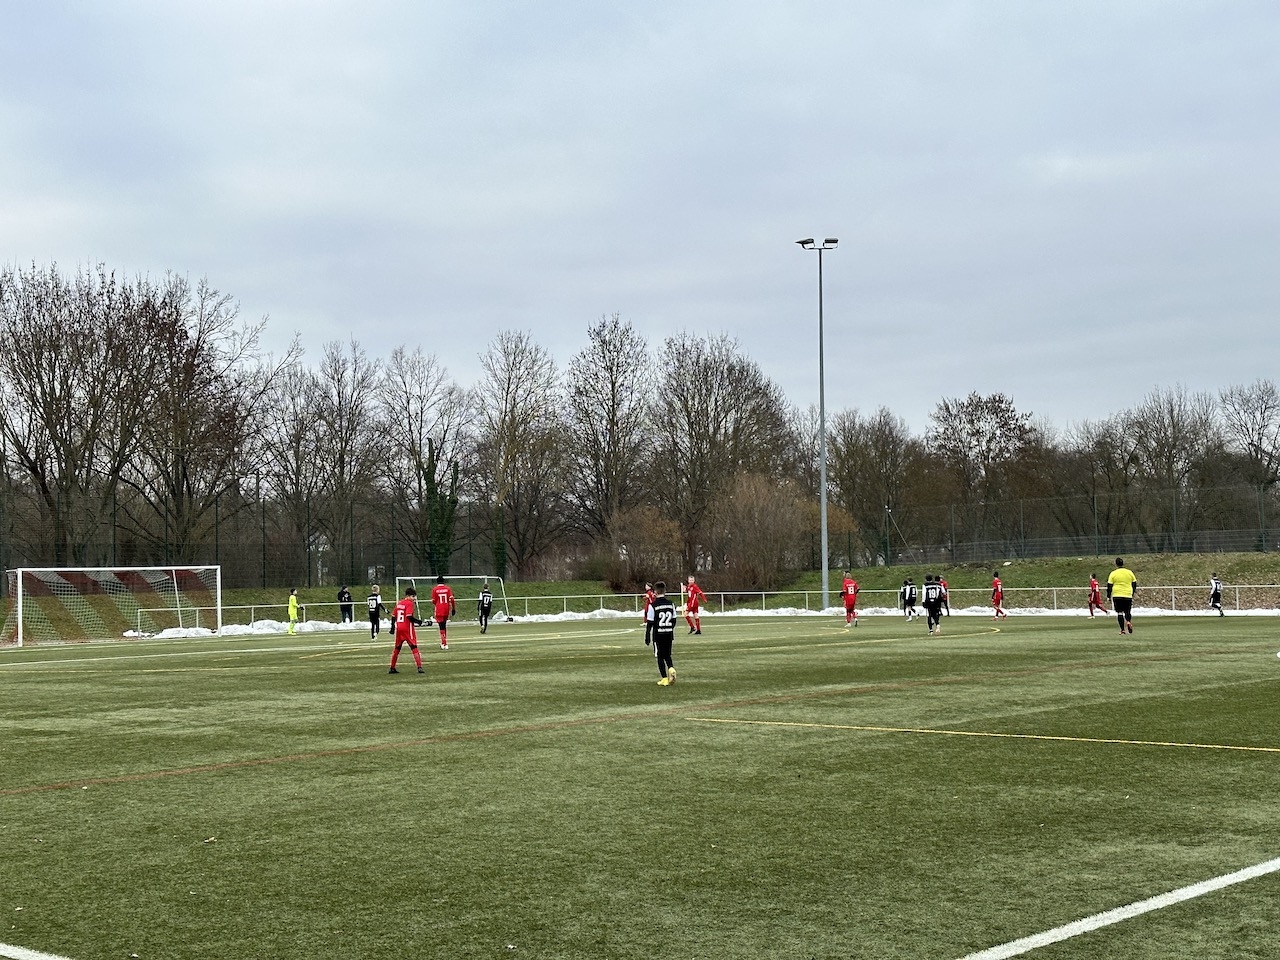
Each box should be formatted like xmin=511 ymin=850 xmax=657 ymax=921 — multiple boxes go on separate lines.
xmin=3 ymin=615 xmax=1280 ymax=960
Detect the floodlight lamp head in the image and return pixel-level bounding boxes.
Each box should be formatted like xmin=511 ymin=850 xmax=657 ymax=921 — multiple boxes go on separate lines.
xmin=824 ymin=238 xmax=839 ymax=247
xmin=796 ymin=238 xmax=815 ymax=248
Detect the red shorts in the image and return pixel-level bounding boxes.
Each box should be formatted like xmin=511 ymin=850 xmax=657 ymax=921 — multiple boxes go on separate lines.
xmin=843 ymin=597 xmax=857 ymax=610
xmin=433 ymin=606 xmax=451 ymax=624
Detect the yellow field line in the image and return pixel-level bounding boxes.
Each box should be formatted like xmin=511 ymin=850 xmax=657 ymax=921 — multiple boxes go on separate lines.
xmin=687 ymin=717 xmax=1280 ymax=754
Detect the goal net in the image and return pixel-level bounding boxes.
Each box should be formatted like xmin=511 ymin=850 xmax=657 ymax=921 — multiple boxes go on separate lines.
xmin=1 ymin=566 xmax=223 ymax=647
xmin=395 ymin=575 xmax=510 ymax=622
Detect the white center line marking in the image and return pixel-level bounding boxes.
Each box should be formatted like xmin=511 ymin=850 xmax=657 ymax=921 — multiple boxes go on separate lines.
xmin=0 ymin=943 xmax=76 ymax=960
xmin=956 ymin=856 xmax=1280 ymax=959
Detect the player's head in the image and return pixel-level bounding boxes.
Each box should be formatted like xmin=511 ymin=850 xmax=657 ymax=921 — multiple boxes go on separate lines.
xmin=405 ymin=586 xmax=416 ymax=597
xmin=482 ymin=579 xmax=489 ymax=588
xmin=290 ymin=587 xmax=297 ymax=595
xmin=371 ymin=584 xmax=380 ymax=593
xmin=1115 ymin=557 xmax=1125 ymax=568
xmin=436 ymin=574 xmax=445 ymax=584
xmin=687 ymin=574 xmax=695 ymax=584
xmin=655 ymin=580 xmax=666 ymax=595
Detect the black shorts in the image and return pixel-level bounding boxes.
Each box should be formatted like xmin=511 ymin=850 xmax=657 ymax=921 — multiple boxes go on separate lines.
xmin=1112 ymin=597 xmax=1133 ymax=616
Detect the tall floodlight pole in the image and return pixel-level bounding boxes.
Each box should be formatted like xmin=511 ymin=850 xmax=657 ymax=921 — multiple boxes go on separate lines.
xmin=796 ymin=238 xmax=838 ymax=611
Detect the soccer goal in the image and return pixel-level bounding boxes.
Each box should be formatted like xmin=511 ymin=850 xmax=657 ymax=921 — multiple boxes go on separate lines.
xmin=395 ymin=575 xmax=510 ymax=623
xmin=1 ymin=566 xmax=223 ymax=647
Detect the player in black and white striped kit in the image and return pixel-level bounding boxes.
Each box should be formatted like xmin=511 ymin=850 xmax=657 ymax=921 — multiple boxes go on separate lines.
xmin=478 ymin=581 xmax=494 ymax=634
xmin=922 ymin=574 xmax=945 ymax=636
xmin=367 ymin=585 xmax=387 ymax=639
xmin=900 ymin=579 xmax=918 ymax=621
xmin=1209 ymin=574 xmax=1225 ymax=617
xmin=645 ymin=580 xmax=678 ymax=686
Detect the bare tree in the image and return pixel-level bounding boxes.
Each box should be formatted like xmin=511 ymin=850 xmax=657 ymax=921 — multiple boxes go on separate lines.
xmin=1047 ymin=415 xmax=1144 ymax=545
xmin=652 ymin=333 xmax=792 ymax=571
xmin=710 ymin=473 xmax=805 ymax=589
xmin=1127 ymin=385 xmax=1227 ymax=549
xmin=927 ymin=392 xmax=1038 ymax=502
xmin=309 ymin=340 xmax=384 ymax=584
xmin=475 ymin=330 xmax=570 ymax=579
xmin=381 ymin=346 xmax=475 ymax=575
xmin=828 ymin=407 xmax=925 ymax=563
xmin=565 ymin=313 xmax=655 ymax=539
xmin=606 ymin=504 xmax=684 ymax=588
xmin=1219 ymin=378 xmax=1280 ymax=487
xmin=0 ymin=264 xmax=170 ymax=564
xmin=119 ymin=276 xmax=296 ymax=561
xmin=263 ymin=363 xmax=326 ymax=583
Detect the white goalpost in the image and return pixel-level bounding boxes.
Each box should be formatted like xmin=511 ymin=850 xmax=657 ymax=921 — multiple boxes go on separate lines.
xmin=2 ymin=565 xmax=223 ymax=647
xmin=395 ymin=575 xmax=511 ymax=623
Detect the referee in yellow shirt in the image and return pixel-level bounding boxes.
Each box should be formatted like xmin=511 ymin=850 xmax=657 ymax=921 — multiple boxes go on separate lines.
xmin=1106 ymin=558 xmax=1137 ymax=635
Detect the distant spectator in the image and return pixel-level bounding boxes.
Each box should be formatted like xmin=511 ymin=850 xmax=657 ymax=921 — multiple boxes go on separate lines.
xmin=338 ymin=585 xmax=354 ymax=623
xmin=288 ymin=587 xmax=299 ymax=635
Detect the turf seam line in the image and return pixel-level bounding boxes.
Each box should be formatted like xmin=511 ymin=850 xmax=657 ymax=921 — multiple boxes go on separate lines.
xmin=953 ymin=856 xmax=1280 ymax=959
xmin=686 ymin=718 xmax=1280 ymax=754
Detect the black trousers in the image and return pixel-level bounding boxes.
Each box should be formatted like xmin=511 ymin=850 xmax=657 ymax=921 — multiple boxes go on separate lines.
xmin=925 ymin=603 xmax=942 ymax=630
xmin=654 ymin=633 xmax=674 ymax=676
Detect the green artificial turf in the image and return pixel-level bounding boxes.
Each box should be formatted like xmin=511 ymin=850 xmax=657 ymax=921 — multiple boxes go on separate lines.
xmin=3 ymin=614 xmax=1280 ymax=959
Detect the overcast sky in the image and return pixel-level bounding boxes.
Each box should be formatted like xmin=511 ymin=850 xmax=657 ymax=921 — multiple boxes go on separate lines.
xmin=2 ymin=1 xmax=1277 ymax=434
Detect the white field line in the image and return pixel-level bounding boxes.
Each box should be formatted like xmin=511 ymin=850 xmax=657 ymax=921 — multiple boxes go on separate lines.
xmin=956 ymin=856 xmax=1280 ymax=959
xmin=0 ymin=627 xmax=639 ymax=669
xmin=687 ymin=718 xmax=1280 ymax=755
xmin=0 ymin=943 xmax=75 ymax=960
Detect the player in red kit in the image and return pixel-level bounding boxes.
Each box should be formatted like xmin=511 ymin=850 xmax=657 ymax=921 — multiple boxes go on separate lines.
xmin=840 ymin=571 xmax=859 ymax=626
xmin=991 ymin=572 xmax=1008 ymax=620
xmin=388 ymin=587 xmax=425 ymax=674
xmin=1087 ymin=574 xmax=1107 ymax=617
xmin=683 ymin=575 xmax=706 ymax=634
xmin=642 ymin=581 xmax=656 ymax=646
xmin=431 ymin=574 xmax=457 ymax=649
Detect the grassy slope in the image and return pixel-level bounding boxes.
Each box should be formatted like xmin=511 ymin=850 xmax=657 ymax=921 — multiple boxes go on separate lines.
xmin=234 ymin=554 xmax=1280 ymax=610
xmin=786 ymin=551 xmax=1280 ymax=592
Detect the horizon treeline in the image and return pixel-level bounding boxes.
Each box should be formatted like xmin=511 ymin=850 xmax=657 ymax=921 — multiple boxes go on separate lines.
xmin=2 ymin=263 xmax=1278 ymax=590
